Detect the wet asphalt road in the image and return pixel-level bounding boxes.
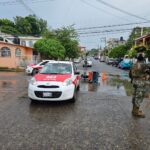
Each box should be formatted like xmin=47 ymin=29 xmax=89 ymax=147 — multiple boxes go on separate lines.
xmin=0 ymin=61 xmax=150 ymax=150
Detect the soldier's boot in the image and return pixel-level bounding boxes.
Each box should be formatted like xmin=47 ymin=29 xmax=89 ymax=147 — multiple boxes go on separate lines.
xmin=132 ymin=106 xmax=145 ymax=118
xmin=132 ymin=105 xmax=142 ymax=113
xmin=132 ymin=105 xmax=137 ymax=114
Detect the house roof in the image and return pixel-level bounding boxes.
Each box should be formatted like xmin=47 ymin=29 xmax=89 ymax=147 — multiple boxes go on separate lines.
xmin=0 ymin=41 xmax=33 ymax=50
xmin=0 ymin=33 xmax=42 ymax=40
xmin=135 ymin=34 xmax=150 ymax=41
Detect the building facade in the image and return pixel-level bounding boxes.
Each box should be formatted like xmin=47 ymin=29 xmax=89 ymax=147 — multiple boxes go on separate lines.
xmin=0 ymin=41 xmax=40 ymax=68
xmin=106 ymin=37 xmax=126 ymax=50
xmin=0 ymin=33 xmax=41 ymax=68
xmin=135 ymin=34 xmax=150 ymax=47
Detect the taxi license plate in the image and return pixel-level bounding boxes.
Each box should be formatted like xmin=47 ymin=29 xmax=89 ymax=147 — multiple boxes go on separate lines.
xmin=43 ymin=92 xmax=52 ymax=97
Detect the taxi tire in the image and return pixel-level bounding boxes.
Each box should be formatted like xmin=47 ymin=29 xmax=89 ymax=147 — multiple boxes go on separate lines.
xmin=30 ymin=98 xmax=37 ymax=103
xmin=71 ymin=89 xmax=77 ymax=102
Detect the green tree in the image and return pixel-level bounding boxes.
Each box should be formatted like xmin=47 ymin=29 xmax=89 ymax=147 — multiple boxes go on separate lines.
xmin=128 ymin=47 xmax=137 ymax=58
xmin=88 ymin=48 xmax=99 ymax=56
xmin=0 ymin=18 xmax=19 ymax=34
xmin=0 ymin=19 xmax=15 ymax=27
xmin=52 ymin=26 xmax=80 ymax=59
xmin=0 ymin=26 xmax=20 ymax=34
xmin=14 ymin=15 xmax=48 ymax=36
xmin=34 ymin=39 xmax=65 ymax=60
xmin=109 ymin=45 xmax=128 ymax=58
xmin=64 ymin=40 xmax=80 ymax=59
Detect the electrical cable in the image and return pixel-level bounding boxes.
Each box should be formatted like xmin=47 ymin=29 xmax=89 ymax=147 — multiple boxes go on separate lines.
xmin=17 ymin=0 xmax=36 ymax=14
xmin=78 ymin=28 xmax=133 ymax=35
xmin=80 ymin=0 xmax=131 ymax=22
xmin=96 ymin=0 xmax=150 ymax=21
xmin=76 ymin=21 xmax=150 ymax=31
xmin=0 ymin=0 xmax=55 ymax=6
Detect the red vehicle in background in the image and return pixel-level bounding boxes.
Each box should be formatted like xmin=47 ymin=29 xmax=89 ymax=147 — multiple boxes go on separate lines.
xmin=26 ymin=60 xmax=52 ymax=75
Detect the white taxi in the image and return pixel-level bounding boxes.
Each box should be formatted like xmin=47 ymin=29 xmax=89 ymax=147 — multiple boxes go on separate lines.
xmin=28 ymin=61 xmax=80 ymax=102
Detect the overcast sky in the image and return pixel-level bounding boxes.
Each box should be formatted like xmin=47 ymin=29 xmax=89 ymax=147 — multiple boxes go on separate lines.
xmin=0 ymin=0 xmax=150 ymax=49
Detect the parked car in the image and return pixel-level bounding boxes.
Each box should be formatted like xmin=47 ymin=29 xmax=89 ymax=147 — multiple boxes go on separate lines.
xmin=118 ymin=59 xmax=133 ymax=69
xmin=99 ymin=56 xmax=105 ymax=62
xmin=94 ymin=56 xmax=99 ymax=60
xmin=26 ymin=60 xmax=53 ymax=75
xmin=112 ymin=58 xmax=123 ymax=67
xmin=74 ymin=57 xmax=82 ymax=63
xmin=28 ymin=61 xmax=80 ymax=102
xmin=83 ymin=58 xmax=92 ymax=67
xmin=107 ymin=58 xmax=116 ymax=65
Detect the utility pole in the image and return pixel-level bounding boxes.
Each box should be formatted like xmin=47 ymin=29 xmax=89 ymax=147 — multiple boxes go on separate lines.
xmin=141 ymin=27 xmax=143 ymax=36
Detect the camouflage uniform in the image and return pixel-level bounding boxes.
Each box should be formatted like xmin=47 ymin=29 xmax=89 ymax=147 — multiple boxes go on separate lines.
xmin=130 ymin=62 xmax=150 ymax=117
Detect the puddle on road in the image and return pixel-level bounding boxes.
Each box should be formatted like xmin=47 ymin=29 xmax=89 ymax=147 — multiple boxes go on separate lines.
xmin=80 ymin=75 xmax=133 ymax=97
xmin=0 ymin=72 xmax=18 ymax=76
xmin=0 ymin=80 xmax=17 ymax=92
xmin=80 ymin=74 xmax=150 ymax=98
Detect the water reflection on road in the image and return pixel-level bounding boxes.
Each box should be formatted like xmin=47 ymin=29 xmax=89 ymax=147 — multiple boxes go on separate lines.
xmin=80 ymin=75 xmax=132 ymax=97
xmin=0 ymin=72 xmax=18 ymax=92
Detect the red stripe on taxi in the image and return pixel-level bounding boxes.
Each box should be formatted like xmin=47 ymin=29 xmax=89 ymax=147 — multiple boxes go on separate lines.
xmin=35 ymin=74 xmax=72 ymax=82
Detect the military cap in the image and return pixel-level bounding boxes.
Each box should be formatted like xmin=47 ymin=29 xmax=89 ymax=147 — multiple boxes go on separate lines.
xmin=135 ymin=46 xmax=146 ymax=53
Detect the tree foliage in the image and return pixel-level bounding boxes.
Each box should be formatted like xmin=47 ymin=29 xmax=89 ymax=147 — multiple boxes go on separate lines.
xmin=14 ymin=15 xmax=47 ymax=36
xmin=54 ymin=26 xmax=79 ymax=59
xmin=109 ymin=45 xmax=128 ymax=58
xmin=127 ymin=47 xmax=137 ymax=58
xmin=0 ymin=15 xmax=48 ymax=36
xmin=0 ymin=26 xmax=20 ymax=35
xmin=34 ymin=39 xmax=65 ymax=60
xmin=43 ymin=26 xmax=80 ymax=59
xmin=0 ymin=18 xmax=20 ymax=34
xmin=88 ymin=48 xmax=99 ymax=56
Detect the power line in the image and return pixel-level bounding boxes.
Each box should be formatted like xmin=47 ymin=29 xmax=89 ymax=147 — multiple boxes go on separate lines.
xmin=17 ymin=0 xmax=36 ymax=14
xmin=96 ymin=0 xmax=150 ymax=21
xmin=76 ymin=21 xmax=150 ymax=31
xmin=0 ymin=0 xmax=55 ymax=6
xmin=78 ymin=28 xmax=134 ymax=35
xmin=79 ymin=31 xmax=130 ymax=37
xmin=79 ymin=30 xmax=130 ymax=38
xmin=80 ymin=0 xmax=130 ymax=22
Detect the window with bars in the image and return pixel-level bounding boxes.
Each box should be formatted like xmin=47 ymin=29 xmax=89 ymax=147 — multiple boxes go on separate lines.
xmin=15 ymin=48 xmax=21 ymax=57
xmin=0 ymin=47 xmax=11 ymax=57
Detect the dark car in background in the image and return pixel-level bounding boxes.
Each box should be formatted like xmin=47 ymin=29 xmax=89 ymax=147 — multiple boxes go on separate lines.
xmin=112 ymin=58 xmax=123 ymax=67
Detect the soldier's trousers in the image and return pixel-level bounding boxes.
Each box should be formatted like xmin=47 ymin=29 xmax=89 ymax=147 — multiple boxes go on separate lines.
xmin=132 ymin=80 xmax=146 ymax=107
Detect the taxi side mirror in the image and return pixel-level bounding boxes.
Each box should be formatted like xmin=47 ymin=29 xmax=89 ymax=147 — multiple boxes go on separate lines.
xmin=75 ymin=71 xmax=80 ymax=75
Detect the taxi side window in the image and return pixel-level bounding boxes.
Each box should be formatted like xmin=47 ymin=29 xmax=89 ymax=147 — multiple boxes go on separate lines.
xmin=40 ymin=61 xmax=48 ymax=66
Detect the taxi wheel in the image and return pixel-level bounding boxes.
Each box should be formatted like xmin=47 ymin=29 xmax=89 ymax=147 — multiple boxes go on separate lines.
xmin=71 ymin=89 xmax=77 ymax=102
xmin=30 ymin=98 xmax=37 ymax=103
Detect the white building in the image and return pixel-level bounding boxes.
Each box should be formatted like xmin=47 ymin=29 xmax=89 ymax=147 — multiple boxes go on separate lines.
xmin=0 ymin=33 xmax=42 ymax=48
xmin=106 ymin=37 xmax=126 ymax=50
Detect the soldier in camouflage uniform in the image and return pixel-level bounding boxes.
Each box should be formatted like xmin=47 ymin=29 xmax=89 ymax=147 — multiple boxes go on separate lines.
xmin=130 ymin=47 xmax=150 ymax=118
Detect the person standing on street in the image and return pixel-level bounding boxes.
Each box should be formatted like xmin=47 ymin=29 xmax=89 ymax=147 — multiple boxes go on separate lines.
xmin=130 ymin=46 xmax=150 ymax=118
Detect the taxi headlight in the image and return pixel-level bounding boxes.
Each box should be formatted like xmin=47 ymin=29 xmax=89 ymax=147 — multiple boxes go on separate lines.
xmin=30 ymin=77 xmax=37 ymax=85
xmin=63 ymin=78 xmax=72 ymax=86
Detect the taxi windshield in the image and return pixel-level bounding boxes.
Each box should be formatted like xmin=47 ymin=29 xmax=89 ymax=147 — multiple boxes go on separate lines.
xmin=40 ymin=63 xmax=72 ymax=74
